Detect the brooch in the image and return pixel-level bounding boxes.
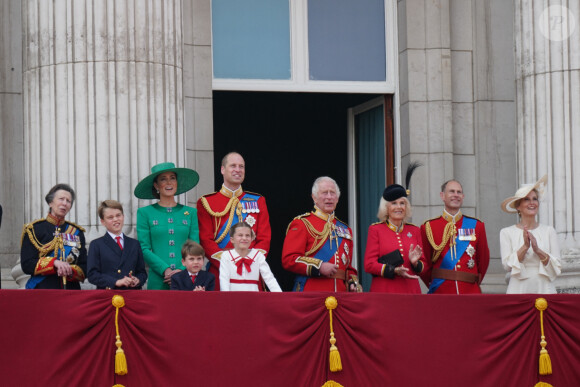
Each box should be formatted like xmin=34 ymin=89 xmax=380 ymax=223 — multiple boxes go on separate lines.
xmin=184 ymin=211 xmax=190 ymax=216
xmin=466 ymin=244 xmax=475 ymax=257
xmin=245 ymin=215 xmax=256 ymax=227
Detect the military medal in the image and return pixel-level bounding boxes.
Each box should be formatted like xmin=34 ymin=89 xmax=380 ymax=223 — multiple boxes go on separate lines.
xmin=458 ymin=228 xmax=476 ymax=241
xmin=466 ymin=244 xmax=476 ymax=268
xmin=245 ymin=214 xmax=256 ymax=227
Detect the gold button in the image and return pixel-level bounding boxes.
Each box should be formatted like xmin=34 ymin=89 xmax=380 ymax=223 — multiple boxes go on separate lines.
xmin=456 ymin=265 xmax=461 ymax=269
xmin=117 ymin=269 xmax=121 ymax=273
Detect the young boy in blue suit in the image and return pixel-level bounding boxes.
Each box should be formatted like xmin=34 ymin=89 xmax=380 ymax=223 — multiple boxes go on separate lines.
xmin=171 ymin=240 xmax=215 ymax=291
xmin=88 ymin=200 xmax=148 ymax=289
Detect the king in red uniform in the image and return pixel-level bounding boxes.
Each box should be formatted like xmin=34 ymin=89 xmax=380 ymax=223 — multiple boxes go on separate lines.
xmin=420 ymin=180 xmax=490 ymax=294
xmin=282 ymin=177 xmax=359 ymax=292
xmin=197 ymin=152 xmax=271 ymax=290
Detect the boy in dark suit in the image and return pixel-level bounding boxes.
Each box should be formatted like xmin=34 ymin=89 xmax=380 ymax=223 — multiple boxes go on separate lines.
xmin=88 ymin=200 xmax=147 ymax=289
xmin=171 ymin=240 xmax=215 ymax=291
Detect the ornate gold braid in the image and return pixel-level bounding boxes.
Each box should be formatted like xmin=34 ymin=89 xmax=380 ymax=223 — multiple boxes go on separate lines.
xmin=301 ymin=218 xmax=334 ymax=257
xmin=425 ymin=221 xmax=456 ymax=263
xmin=200 ymin=196 xmax=242 ymax=243
xmin=23 ymin=225 xmax=65 ymax=262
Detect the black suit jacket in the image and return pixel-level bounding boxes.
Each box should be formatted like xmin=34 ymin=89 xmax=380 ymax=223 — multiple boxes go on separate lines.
xmin=170 ymin=269 xmax=215 ymax=291
xmin=87 ymin=233 xmax=148 ymax=289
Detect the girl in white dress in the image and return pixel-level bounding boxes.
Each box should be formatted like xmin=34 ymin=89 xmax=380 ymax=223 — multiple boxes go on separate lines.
xmin=499 ymin=175 xmax=562 ymax=294
xmin=219 ymin=222 xmax=282 ymax=292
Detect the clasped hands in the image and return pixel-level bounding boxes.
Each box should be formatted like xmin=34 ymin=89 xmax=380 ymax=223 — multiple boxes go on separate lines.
xmin=394 ymin=244 xmax=422 ymax=279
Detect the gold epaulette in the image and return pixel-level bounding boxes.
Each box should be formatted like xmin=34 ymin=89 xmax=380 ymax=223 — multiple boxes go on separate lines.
xmin=20 ymin=219 xmax=44 ymax=245
xmin=242 ymin=191 xmax=263 ymax=198
xmin=200 ymin=190 xmax=219 ymax=198
xmin=406 ymin=222 xmax=417 ymax=227
xmin=66 ymin=221 xmax=86 ymax=233
xmin=422 ymin=216 xmax=440 ymax=226
xmin=211 ymin=251 xmax=224 ymax=261
xmin=335 ymin=217 xmax=350 ymax=228
xmin=285 ymin=213 xmax=311 ymax=234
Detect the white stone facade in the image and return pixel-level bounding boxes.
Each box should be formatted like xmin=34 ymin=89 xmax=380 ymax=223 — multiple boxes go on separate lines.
xmin=1 ymin=0 xmax=578 ymax=292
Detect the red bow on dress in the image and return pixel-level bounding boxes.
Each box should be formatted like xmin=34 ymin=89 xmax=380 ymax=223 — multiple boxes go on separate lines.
xmin=235 ymin=257 xmax=253 ymax=275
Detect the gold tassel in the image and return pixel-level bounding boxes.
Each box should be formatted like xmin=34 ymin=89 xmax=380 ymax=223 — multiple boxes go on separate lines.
xmin=321 ymin=381 xmax=344 ymax=387
xmin=535 ymin=298 xmax=552 ymax=376
xmin=325 ymin=296 xmax=342 ymax=372
xmin=534 ymin=383 xmax=553 ymax=387
xmin=112 ymin=295 xmax=128 ymax=375
xmin=112 ymin=385 xmax=126 ymax=387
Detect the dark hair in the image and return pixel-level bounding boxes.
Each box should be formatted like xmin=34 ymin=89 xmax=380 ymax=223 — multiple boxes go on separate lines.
xmin=221 ymin=151 xmax=243 ymax=167
xmin=98 ymin=199 xmax=124 ymax=220
xmin=45 ymin=183 xmax=76 ymax=206
xmin=152 ymin=171 xmax=177 ymax=200
xmin=181 ymin=240 xmax=205 ymax=259
xmin=441 ymin=179 xmax=463 ymax=193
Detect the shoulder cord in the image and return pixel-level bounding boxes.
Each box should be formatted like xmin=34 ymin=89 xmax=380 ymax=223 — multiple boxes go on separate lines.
xmin=301 ymin=218 xmax=335 ymax=257
xmin=24 ymin=226 xmax=65 ymax=261
xmin=200 ymin=196 xmax=243 ymax=243
xmin=425 ymin=221 xmax=456 ymax=262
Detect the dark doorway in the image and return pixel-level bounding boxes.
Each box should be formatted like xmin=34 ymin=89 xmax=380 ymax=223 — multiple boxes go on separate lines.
xmin=212 ymin=91 xmax=380 ymax=290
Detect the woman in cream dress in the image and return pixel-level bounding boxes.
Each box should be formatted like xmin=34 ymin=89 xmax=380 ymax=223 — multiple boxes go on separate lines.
xmin=499 ymin=175 xmax=561 ymax=294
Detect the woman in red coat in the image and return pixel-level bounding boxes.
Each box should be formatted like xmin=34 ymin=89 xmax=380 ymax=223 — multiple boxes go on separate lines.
xmin=364 ymin=164 xmax=425 ymax=293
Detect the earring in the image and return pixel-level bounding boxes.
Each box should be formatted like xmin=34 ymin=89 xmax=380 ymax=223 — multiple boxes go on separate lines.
xmin=156 ymin=190 xmax=160 ymax=194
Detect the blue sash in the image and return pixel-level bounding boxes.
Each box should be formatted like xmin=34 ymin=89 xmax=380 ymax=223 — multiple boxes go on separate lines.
xmin=293 ymin=219 xmax=346 ymax=292
xmin=428 ymin=217 xmax=476 ymax=294
xmin=26 ymin=226 xmax=80 ymax=289
xmin=217 ymin=193 xmax=260 ymax=249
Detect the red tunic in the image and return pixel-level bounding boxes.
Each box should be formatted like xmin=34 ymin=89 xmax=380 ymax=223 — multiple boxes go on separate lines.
xmin=281 ymin=210 xmax=358 ymax=292
xmin=197 ymin=186 xmax=271 ymax=290
xmin=420 ymin=212 xmax=490 ymax=294
xmin=364 ymin=222 xmax=425 ymax=293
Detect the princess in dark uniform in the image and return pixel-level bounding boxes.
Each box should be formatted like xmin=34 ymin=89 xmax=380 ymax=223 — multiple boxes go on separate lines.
xmin=20 ymin=183 xmax=87 ymax=289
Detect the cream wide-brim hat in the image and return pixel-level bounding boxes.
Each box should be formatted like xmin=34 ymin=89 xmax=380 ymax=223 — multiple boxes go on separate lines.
xmin=500 ymin=175 xmax=548 ymax=213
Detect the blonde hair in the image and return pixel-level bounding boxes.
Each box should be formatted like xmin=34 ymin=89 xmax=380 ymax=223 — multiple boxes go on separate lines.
xmin=377 ymin=197 xmax=412 ymax=223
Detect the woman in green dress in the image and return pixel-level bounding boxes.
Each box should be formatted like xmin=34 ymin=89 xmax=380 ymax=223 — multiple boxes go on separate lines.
xmin=134 ymin=162 xmax=200 ymax=290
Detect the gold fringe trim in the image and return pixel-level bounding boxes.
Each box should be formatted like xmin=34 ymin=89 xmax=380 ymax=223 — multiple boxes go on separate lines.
xmin=321 ymin=381 xmax=344 ymax=387
xmin=325 ymin=296 xmax=342 ymax=372
xmin=112 ymin=295 xmax=128 ymax=375
xmin=535 ymin=298 xmax=552 ymax=376
xmin=534 ymin=383 xmax=553 ymax=387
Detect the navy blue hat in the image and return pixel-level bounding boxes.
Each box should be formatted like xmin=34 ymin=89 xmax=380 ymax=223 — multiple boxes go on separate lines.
xmin=382 ymin=184 xmax=407 ymax=201
xmin=382 ymin=161 xmax=422 ymax=202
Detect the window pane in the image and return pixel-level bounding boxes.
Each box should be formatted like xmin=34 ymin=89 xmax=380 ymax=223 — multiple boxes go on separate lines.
xmin=308 ymin=0 xmax=386 ymax=81
xmin=212 ymin=0 xmax=291 ymax=80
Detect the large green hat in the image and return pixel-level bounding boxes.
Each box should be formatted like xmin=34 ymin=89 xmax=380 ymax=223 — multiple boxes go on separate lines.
xmin=134 ymin=162 xmax=200 ymax=199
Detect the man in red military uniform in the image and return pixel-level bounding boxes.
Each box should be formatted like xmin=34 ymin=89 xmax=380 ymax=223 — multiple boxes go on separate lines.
xmin=197 ymin=152 xmax=271 ymax=290
xmin=282 ymin=176 xmax=360 ymax=292
xmin=420 ymin=179 xmax=490 ymax=294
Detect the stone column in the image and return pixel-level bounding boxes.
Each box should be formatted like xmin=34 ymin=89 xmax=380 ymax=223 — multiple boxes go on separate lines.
xmin=13 ymin=0 xmax=185 ymax=286
xmin=515 ymin=1 xmax=580 ymax=292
